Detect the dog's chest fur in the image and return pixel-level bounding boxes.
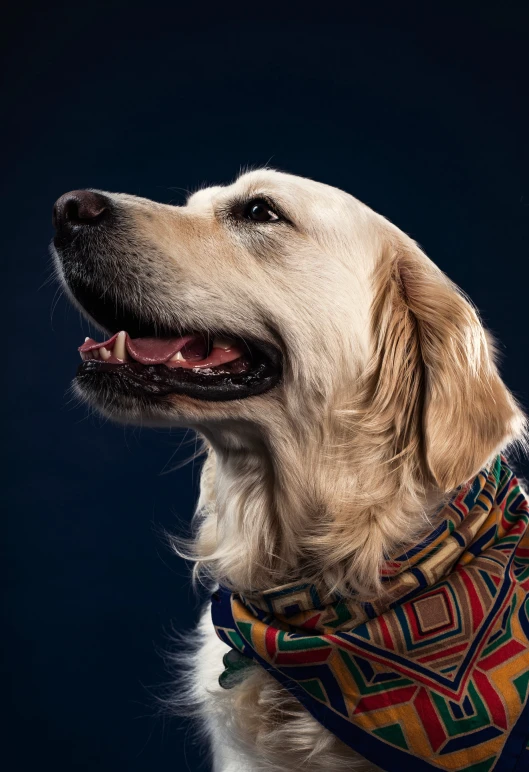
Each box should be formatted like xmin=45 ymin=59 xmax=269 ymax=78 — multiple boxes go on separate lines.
xmin=191 ymin=611 xmax=382 ymax=772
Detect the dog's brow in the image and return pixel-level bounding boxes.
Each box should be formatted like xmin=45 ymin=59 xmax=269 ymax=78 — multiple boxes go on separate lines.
xmin=186 ymin=186 xmax=223 ymax=207
xmin=185 ymin=189 xmax=204 ymax=204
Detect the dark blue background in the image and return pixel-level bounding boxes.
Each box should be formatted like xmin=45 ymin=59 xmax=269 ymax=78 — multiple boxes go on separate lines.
xmin=3 ymin=4 xmax=528 ymax=770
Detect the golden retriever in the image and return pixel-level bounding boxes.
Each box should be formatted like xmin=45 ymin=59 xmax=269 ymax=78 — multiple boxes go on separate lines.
xmin=52 ymin=170 xmax=525 ymax=771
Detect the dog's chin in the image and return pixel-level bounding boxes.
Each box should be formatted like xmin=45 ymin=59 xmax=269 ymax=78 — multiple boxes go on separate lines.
xmin=72 ymin=378 xmax=178 ymax=425
xmin=73 ymin=372 xmax=282 ymax=428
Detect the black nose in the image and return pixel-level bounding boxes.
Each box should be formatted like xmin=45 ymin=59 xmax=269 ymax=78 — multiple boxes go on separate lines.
xmin=52 ymin=190 xmax=110 ymax=236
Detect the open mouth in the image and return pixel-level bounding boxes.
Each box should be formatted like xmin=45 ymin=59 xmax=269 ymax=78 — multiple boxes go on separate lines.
xmin=75 ymin=329 xmax=282 ymax=402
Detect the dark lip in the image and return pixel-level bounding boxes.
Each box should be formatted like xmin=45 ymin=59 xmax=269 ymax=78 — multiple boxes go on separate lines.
xmin=76 ymin=348 xmax=282 ymax=403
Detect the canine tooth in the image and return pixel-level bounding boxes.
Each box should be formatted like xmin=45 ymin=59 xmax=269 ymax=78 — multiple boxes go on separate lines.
xmin=170 ymin=350 xmax=185 ymax=361
xmin=213 ymin=337 xmax=235 ymax=350
xmin=114 ymin=331 xmax=127 ymax=361
xmin=84 ymin=337 xmax=90 ymax=342
xmin=99 ymin=346 xmax=111 ymax=361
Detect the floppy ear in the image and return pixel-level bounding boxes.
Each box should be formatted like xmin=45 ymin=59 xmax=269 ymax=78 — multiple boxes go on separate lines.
xmin=374 ymin=237 xmax=525 ymax=492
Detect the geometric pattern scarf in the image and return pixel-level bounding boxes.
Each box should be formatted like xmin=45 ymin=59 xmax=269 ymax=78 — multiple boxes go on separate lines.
xmin=212 ymin=455 xmax=529 ymax=771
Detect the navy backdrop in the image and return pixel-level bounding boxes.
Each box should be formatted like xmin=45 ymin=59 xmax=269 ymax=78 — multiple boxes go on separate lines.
xmin=3 ymin=3 xmax=528 ymax=770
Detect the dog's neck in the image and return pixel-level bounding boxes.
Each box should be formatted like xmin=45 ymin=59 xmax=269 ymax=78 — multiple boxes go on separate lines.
xmin=193 ymin=414 xmax=444 ymax=601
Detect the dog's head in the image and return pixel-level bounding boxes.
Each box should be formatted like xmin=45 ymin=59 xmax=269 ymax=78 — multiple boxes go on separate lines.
xmin=52 ymin=169 xmax=524 ymax=497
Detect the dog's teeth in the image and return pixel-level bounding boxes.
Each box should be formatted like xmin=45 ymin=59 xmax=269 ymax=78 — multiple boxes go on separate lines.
xmin=92 ymin=349 xmax=100 ymax=359
xmin=80 ymin=351 xmax=88 ymax=361
xmin=84 ymin=337 xmax=90 ymax=342
xmin=170 ymin=350 xmax=185 ymax=361
xmin=114 ymin=331 xmax=127 ymax=361
xmin=213 ymin=337 xmax=236 ymax=350
xmin=99 ymin=346 xmax=111 ymax=361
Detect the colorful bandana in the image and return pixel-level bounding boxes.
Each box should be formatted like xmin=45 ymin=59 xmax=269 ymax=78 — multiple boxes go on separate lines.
xmin=212 ymin=456 xmax=529 ymax=771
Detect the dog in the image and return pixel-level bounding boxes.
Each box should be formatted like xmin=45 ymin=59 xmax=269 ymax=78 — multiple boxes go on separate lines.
xmin=52 ymin=170 xmax=528 ymax=772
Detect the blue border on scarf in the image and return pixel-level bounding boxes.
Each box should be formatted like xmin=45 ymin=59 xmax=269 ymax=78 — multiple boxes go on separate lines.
xmin=212 ymin=586 xmax=529 ymax=772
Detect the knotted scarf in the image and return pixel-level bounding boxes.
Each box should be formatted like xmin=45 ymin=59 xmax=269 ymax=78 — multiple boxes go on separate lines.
xmin=211 ymin=455 xmax=529 ymax=771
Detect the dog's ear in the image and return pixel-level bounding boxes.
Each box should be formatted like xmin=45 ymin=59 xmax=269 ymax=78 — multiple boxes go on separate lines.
xmin=373 ymin=237 xmax=525 ymax=492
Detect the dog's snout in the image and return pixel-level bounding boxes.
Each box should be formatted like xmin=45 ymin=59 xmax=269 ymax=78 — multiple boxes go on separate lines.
xmin=52 ymin=190 xmax=110 ymax=237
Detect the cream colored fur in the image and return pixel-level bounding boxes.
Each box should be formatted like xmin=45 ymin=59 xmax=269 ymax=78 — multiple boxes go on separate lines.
xmin=65 ymin=170 xmax=526 ymax=771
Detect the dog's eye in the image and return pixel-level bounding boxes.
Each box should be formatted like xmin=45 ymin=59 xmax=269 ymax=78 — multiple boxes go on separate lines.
xmin=244 ymin=199 xmax=280 ymax=223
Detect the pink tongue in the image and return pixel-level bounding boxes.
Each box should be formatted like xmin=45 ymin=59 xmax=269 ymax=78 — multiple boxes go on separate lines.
xmin=126 ymin=335 xmax=198 ymax=365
